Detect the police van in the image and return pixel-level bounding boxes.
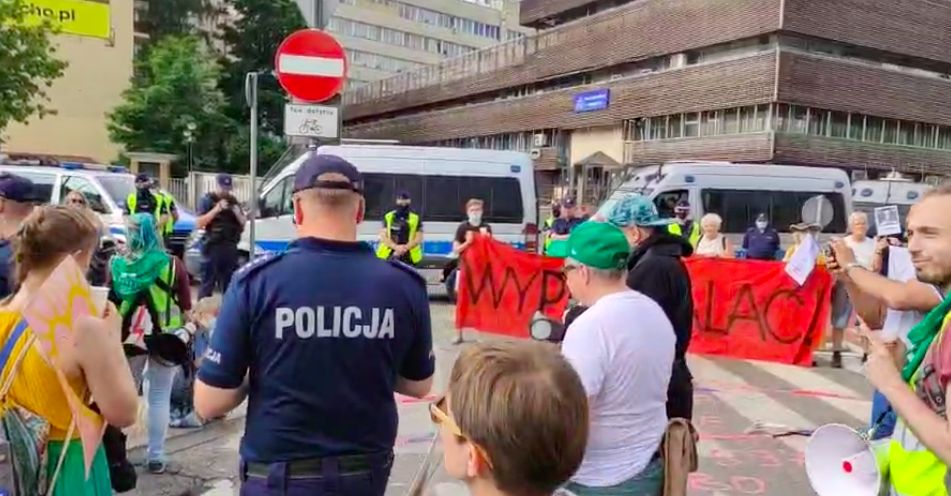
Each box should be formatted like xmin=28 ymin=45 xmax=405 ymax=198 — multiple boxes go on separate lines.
xmin=599 ymin=161 xmax=853 ymax=248
xmin=852 ymin=174 xmax=932 ymax=236
xmin=247 ymin=144 xmax=538 ymax=286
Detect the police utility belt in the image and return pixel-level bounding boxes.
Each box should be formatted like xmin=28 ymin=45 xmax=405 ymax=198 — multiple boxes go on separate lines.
xmin=244 ymin=452 xmax=393 ymax=479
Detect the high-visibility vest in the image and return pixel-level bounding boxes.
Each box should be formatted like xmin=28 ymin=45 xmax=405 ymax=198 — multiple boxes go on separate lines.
xmin=117 ymin=259 xmax=183 ymax=333
xmin=884 ymin=314 xmax=951 ymax=495
xmin=127 ymin=192 xmax=174 ymax=236
xmin=543 ymin=217 xmax=555 ymax=251
xmin=668 ymin=221 xmax=701 ymax=247
xmin=376 ymin=211 xmax=423 ymax=264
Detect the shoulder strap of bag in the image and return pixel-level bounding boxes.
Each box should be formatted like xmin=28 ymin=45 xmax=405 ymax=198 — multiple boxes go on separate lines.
xmin=0 ymin=320 xmax=32 ymax=401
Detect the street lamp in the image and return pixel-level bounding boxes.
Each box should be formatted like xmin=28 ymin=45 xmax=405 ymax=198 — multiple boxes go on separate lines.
xmin=183 ymin=122 xmax=197 ymax=173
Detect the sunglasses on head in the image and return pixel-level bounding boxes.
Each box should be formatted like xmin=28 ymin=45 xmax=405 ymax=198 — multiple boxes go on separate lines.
xmin=429 ymin=395 xmax=494 ymax=469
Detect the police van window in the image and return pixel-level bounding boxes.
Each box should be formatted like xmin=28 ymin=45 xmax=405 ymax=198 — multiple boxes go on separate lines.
xmin=60 ymin=176 xmax=110 ymax=214
xmin=653 ymin=190 xmax=687 ymax=218
xmin=702 ymin=189 xmax=848 ymax=233
xmin=427 ymin=175 xmax=523 ymax=223
xmin=11 ymin=171 xmax=55 ymax=203
xmin=363 ymin=173 xmax=524 ymax=223
xmin=260 ymin=176 xmax=293 ymax=218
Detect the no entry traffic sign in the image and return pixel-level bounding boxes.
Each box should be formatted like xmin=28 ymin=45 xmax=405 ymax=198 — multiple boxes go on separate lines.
xmin=274 ymin=28 xmax=348 ymax=103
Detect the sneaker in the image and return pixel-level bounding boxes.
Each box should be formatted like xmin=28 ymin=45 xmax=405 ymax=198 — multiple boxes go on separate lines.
xmin=147 ymin=460 xmax=167 ymax=474
xmin=178 ymin=412 xmax=203 ymax=428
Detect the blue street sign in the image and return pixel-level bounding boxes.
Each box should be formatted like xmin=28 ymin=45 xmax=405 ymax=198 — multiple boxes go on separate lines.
xmin=573 ymin=88 xmax=610 ymax=113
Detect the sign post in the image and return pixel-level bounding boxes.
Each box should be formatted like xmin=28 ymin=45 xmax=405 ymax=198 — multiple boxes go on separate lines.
xmin=245 ymin=72 xmax=259 ymax=260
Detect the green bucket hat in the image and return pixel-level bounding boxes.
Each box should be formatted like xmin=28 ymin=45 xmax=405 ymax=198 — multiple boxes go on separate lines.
xmin=566 ymin=221 xmax=630 ymax=270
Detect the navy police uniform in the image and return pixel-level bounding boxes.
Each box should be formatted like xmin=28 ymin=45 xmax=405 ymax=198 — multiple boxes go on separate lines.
xmin=0 ymin=173 xmax=37 ymax=298
xmin=197 ymin=155 xmax=434 ymax=496
xmin=197 ymin=174 xmax=244 ymax=298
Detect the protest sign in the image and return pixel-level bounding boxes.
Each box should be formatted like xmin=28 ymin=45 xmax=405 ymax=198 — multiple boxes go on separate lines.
xmin=455 ymin=237 xmax=569 ymax=337
xmin=21 ymin=256 xmax=106 ymax=476
xmin=874 ymin=206 xmax=902 ymax=237
xmin=687 ymin=258 xmax=833 ymax=366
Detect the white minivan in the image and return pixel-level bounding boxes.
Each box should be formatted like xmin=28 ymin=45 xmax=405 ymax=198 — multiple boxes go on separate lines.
xmin=245 ymin=144 xmax=538 ymax=285
xmin=599 ymin=161 xmax=853 ymax=248
xmin=852 ymin=178 xmax=931 ymax=236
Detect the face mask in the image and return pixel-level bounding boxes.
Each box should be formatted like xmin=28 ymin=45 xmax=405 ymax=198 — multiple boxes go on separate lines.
xmin=206 ymin=317 xmax=217 ymax=330
xmin=468 ymin=213 xmax=482 ymax=225
xmin=396 ymin=203 xmax=410 ymax=212
xmin=756 ymin=221 xmax=768 ymax=230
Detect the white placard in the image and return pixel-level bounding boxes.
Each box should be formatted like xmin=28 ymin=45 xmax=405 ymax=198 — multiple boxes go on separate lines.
xmin=784 ymin=233 xmax=820 ymax=286
xmin=874 ymin=205 xmax=902 ymax=237
xmin=284 ymin=103 xmax=339 ymax=139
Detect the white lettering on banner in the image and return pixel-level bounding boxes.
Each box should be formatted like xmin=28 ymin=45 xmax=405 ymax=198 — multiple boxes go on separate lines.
xmin=274 ymin=306 xmax=396 ymax=339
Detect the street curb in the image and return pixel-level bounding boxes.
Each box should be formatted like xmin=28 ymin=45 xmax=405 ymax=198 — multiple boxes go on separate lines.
xmin=127 ymin=412 xmax=247 ymax=452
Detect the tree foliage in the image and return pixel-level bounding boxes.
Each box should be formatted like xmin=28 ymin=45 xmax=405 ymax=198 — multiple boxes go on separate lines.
xmin=108 ymin=36 xmax=229 ymax=174
xmin=218 ymin=0 xmax=306 ymax=134
xmin=0 ymin=0 xmax=68 ymax=139
xmin=137 ymin=0 xmax=216 ymax=46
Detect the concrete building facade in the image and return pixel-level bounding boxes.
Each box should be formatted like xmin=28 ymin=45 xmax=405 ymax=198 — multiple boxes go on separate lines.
xmin=341 ymin=0 xmax=951 ymax=204
xmin=328 ymin=0 xmax=529 ymax=87
xmin=3 ymin=0 xmax=133 ymax=163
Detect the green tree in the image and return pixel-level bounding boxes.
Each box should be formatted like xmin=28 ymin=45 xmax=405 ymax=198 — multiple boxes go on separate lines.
xmin=108 ymin=36 xmax=230 ymax=175
xmin=138 ymin=0 xmax=216 ymax=46
xmin=0 ymin=0 xmax=68 ymax=140
xmin=218 ymin=0 xmax=306 ymax=134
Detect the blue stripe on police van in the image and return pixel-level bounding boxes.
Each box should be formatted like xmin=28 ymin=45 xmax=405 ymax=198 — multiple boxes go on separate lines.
xmin=253 ymin=239 xmax=526 ymax=255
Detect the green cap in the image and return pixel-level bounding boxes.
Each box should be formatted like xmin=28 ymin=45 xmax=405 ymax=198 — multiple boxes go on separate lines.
xmin=565 ymin=221 xmax=630 ymax=270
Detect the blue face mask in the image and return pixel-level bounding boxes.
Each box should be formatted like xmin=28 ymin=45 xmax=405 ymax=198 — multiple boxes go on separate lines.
xmin=206 ymin=318 xmax=217 ymax=330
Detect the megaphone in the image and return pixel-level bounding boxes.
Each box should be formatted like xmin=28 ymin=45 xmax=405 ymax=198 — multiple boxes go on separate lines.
xmin=805 ymin=424 xmax=883 ymax=496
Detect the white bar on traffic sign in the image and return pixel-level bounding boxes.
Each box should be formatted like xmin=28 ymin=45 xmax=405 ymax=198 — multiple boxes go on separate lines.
xmin=278 ymin=54 xmax=345 ymax=77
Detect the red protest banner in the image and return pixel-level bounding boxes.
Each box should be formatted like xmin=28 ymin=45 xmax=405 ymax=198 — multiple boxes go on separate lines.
xmin=455 ymin=237 xmax=569 ymax=338
xmin=686 ymin=258 xmax=833 ymax=366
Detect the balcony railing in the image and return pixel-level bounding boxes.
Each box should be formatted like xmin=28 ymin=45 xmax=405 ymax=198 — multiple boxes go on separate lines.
xmin=342 ymin=2 xmax=629 ymax=106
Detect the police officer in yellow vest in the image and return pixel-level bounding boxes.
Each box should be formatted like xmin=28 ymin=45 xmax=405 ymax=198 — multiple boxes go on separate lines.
xmin=856 ymin=186 xmax=951 ymax=495
xmin=667 ymin=200 xmax=701 ymax=248
xmin=126 ymin=174 xmax=177 ymax=239
xmin=377 ymin=190 xmax=424 ymax=266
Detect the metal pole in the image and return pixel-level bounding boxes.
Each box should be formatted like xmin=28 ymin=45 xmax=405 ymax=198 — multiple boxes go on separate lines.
xmin=246 ymin=72 xmax=259 ymax=260
xmin=314 ymin=0 xmax=322 ymax=30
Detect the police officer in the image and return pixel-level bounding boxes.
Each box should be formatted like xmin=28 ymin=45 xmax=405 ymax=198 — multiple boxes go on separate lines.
xmin=0 ymin=173 xmax=36 ymax=298
xmin=126 ymin=174 xmax=177 ymax=239
xmin=376 ymin=191 xmax=423 ymax=266
xmin=196 ymin=174 xmax=246 ymax=298
xmin=668 ymin=200 xmax=701 ymax=247
xmin=194 ymin=155 xmax=434 ymax=495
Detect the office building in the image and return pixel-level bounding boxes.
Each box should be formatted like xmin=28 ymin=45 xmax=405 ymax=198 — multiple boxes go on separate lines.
xmin=341 ymin=0 xmax=951 ymax=203
xmin=328 ymin=0 xmax=529 ymax=87
xmin=2 ymin=0 xmax=133 ymax=163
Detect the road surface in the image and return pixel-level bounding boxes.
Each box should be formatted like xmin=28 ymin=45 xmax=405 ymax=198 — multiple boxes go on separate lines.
xmin=127 ymin=300 xmax=871 ymax=496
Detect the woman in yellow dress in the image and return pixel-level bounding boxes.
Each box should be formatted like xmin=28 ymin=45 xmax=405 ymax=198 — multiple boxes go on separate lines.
xmin=0 ymin=205 xmax=138 ymax=494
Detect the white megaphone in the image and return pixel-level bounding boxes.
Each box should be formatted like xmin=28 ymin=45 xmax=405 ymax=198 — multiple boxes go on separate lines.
xmin=805 ymin=424 xmax=884 ymax=496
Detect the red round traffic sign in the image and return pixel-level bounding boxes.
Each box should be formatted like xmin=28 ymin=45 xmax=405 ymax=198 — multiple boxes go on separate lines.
xmin=274 ymin=29 xmax=348 ymax=103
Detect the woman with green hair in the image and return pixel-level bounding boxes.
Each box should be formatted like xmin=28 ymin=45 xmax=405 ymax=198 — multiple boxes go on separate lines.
xmin=109 ymin=213 xmax=192 ymax=475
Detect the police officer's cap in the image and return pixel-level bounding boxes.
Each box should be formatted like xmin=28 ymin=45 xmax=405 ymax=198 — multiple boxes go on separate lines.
xmin=294 ymin=155 xmax=362 ymax=194
xmin=0 ymin=173 xmax=37 ymax=203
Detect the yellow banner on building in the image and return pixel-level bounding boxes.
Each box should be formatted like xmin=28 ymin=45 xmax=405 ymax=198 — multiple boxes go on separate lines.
xmin=21 ymin=0 xmax=111 ymax=39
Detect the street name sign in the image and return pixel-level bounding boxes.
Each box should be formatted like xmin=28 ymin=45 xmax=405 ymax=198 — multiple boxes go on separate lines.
xmin=274 ymin=29 xmax=348 ymax=103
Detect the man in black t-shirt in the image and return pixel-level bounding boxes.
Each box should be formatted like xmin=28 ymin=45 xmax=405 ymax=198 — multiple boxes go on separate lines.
xmin=450 ymin=198 xmax=492 ymax=344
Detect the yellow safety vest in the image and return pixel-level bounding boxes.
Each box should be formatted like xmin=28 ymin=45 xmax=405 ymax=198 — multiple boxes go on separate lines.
xmin=376 ymin=211 xmax=423 ymax=264
xmin=885 ymin=313 xmax=951 ymax=495
xmin=668 ymin=221 xmax=701 ymax=247
xmin=127 ymin=192 xmax=174 ymax=236
xmin=543 ymin=217 xmax=555 ymax=251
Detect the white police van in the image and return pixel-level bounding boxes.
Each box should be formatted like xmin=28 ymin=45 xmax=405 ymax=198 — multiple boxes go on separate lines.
xmin=852 ymin=174 xmax=931 ymax=237
xmin=599 ymin=161 xmax=853 ymax=247
xmin=245 ymin=144 xmax=538 ymax=286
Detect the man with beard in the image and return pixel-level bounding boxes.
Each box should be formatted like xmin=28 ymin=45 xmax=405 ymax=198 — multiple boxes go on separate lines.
xmin=862 ymin=183 xmax=951 ymax=494
xmin=604 ymin=194 xmax=695 ymax=420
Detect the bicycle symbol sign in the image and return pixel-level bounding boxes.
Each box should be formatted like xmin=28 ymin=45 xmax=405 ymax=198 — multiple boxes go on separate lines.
xmin=284 ymin=103 xmax=338 ymax=139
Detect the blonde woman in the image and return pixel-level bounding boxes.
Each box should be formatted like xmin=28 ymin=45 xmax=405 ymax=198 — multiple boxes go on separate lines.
xmin=694 ymin=213 xmax=733 ymax=258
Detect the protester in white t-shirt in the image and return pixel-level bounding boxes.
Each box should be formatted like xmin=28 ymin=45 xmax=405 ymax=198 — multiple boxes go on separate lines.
xmin=844 ymin=212 xmax=876 ymax=269
xmin=559 ymin=221 xmax=674 ymax=496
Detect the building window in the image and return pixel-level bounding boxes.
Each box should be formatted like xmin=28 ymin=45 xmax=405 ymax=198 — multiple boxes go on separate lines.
xmin=866 ymin=117 xmax=885 ymax=142
xmin=700 ymin=110 xmax=718 ymax=136
xmin=830 ymin=111 xmax=849 ymax=138
xmin=684 ymin=113 xmax=700 ymax=137
xmin=722 ymin=108 xmax=739 ymax=134
xmin=667 ymin=114 xmax=683 ymax=139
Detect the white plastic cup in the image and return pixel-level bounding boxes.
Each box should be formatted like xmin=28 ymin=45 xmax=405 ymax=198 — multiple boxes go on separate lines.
xmin=90 ymin=286 xmax=109 ymax=316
